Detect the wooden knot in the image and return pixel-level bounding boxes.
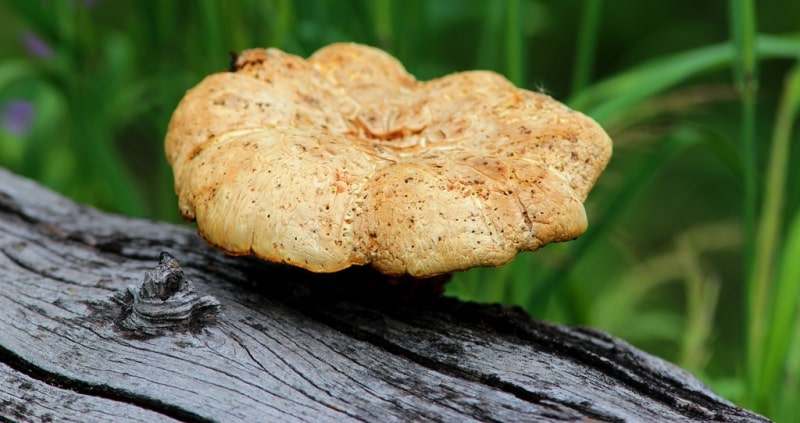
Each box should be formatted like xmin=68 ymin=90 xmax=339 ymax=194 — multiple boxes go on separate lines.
xmin=115 ymin=252 xmax=220 ymax=335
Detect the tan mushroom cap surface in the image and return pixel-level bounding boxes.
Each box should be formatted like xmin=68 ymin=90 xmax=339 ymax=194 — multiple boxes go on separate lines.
xmin=165 ymin=43 xmax=612 ymax=277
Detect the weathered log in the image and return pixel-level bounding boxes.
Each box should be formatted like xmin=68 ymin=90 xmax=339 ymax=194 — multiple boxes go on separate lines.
xmin=0 ymin=167 xmax=768 ymax=423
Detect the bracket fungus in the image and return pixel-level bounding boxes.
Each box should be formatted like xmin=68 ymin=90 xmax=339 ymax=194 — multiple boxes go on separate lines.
xmin=165 ymin=43 xmax=612 ymax=278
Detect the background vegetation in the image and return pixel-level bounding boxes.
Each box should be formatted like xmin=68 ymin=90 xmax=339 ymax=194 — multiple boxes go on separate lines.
xmin=1 ymin=1 xmax=798 ymax=420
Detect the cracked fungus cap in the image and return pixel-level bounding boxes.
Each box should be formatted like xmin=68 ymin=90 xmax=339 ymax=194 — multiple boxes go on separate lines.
xmin=165 ymin=43 xmax=612 ymax=278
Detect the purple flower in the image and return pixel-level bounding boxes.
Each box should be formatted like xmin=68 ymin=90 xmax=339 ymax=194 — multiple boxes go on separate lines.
xmin=22 ymin=32 xmax=54 ymax=59
xmin=1 ymin=100 xmax=35 ymax=137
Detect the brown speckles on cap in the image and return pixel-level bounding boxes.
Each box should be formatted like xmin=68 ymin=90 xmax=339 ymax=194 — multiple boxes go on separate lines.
xmin=165 ymin=43 xmax=612 ymax=277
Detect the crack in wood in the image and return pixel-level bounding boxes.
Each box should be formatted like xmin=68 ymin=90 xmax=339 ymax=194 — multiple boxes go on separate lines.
xmin=465 ymin=314 xmax=724 ymax=420
xmin=0 ymin=193 xmax=37 ymax=225
xmin=0 ymin=344 xmax=213 ymax=423
xmin=288 ymin=301 xmax=605 ymax=421
xmin=224 ymin=324 xmax=355 ymax=421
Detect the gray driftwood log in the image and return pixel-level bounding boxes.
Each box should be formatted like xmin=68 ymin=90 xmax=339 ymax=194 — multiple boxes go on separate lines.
xmin=0 ymin=168 xmax=767 ymax=423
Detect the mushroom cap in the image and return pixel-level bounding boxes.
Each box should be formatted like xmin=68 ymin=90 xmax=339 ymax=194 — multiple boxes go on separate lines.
xmin=165 ymin=43 xmax=612 ymax=277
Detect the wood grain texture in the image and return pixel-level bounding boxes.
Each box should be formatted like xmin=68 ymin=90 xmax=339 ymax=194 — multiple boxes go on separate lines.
xmin=0 ymin=168 xmax=768 ymax=423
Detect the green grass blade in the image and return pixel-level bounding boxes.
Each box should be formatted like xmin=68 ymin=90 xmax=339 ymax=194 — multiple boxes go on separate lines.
xmin=570 ymin=0 xmax=603 ymax=96
xmin=199 ymin=0 xmax=225 ymax=61
xmin=505 ymin=0 xmax=523 ymax=86
xmin=729 ymin=0 xmax=759 ymax=91
xmin=729 ymin=3 xmax=761 ymax=404
xmin=371 ymin=0 xmax=393 ymax=50
xmin=771 ymin=207 xmax=800 ymax=422
xmin=777 ymin=295 xmax=800 ymax=422
xmin=756 ymin=62 xmax=800 ymax=412
xmin=475 ymin=1 xmax=505 ymax=71
xmin=677 ymin=235 xmax=721 ymax=373
xmin=568 ymin=35 xmax=800 ymax=124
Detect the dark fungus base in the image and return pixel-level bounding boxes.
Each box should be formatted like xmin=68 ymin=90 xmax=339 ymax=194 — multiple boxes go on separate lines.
xmin=112 ymin=252 xmax=451 ymax=338
xmin=113 ymin=252 xmax=221 ymax=337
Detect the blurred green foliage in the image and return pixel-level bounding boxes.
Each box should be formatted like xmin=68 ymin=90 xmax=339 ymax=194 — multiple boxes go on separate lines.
xmin=1 ymin=1 xmax=799 ymax=420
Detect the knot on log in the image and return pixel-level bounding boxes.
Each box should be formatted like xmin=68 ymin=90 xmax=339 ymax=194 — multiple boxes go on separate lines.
xmin=114 ymin=252 xmax=220 ymax=335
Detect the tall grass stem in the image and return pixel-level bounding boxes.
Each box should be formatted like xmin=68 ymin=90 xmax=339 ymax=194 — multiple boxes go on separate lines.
xmin=756 ymin=62 xmax=800 ymax=412
xmin=728 ymin=0 xmax=761 ymax=405
xmin=505 ymin=0 xmax=523 ymax=86
xmin=570 ymin=0 xmax=603 ymax=96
